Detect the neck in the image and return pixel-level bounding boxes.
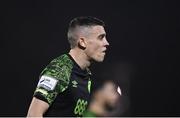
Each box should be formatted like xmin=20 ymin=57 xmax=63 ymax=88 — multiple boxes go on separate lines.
xmin=69 ymin=48 xmax=91 ymax=70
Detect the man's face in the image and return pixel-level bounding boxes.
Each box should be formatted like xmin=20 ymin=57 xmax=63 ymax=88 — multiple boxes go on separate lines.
xmin=102 ymin=81 xmax=119 ymax=107
xmin=94 ymin=81 xmax=119 ymax=108
xmin=84 ymin=25 xmax=109 ymax=62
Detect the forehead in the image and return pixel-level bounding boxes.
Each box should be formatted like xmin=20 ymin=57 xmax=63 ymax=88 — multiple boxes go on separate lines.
xmin=102 ymin=81 xmax=114 ymax=88
xmin=90 ymin=25 xmax=106 ymax=34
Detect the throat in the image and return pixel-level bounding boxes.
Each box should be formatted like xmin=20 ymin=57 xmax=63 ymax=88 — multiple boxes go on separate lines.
xmin=69 ymin=49 xmax=91 ymax=70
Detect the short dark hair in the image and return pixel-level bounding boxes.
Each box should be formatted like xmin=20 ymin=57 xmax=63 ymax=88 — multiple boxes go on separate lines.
xmin=67 ymin=16 xmax=105 ymax=48
xmin=69 ymin=16 xmax=105 ymax=28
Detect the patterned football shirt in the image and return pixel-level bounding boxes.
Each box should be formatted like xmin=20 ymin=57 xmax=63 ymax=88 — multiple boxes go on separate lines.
xmin=33 ymin=54 xmax=92 ymax=117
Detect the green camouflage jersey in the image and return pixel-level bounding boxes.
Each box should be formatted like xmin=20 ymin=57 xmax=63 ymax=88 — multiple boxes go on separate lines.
xmin=33 ymin=54 xmax=92 ymax=117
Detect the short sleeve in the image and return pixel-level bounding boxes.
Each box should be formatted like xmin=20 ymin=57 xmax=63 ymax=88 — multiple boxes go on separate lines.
xmin=33 ymin=55 xmax=73 ymax=105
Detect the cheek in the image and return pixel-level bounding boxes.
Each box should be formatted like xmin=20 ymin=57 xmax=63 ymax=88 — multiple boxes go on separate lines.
xmin=106 ymin=90 xmax=118 ymax=100
xmin=86 ymin=42 xmax=100 ymax=54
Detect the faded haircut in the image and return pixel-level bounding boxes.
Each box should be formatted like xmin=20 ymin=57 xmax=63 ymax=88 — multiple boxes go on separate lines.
xmin=67 ymin=16 xmax=105 ymax=48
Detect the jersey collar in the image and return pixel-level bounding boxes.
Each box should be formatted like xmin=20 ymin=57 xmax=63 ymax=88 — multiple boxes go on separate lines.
xmin=67 ymin=53 xmax=92 ymax=77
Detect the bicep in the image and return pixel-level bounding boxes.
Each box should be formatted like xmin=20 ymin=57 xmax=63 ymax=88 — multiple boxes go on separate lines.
xmin=27 ymin=97 xmax=49 ymax=117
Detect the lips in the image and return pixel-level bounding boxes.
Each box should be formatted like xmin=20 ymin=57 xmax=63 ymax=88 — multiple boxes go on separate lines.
xmin=102 ymin=49 xmax=107 ymax=53
xmin=102 ymin=51 xmax=106 ymax=55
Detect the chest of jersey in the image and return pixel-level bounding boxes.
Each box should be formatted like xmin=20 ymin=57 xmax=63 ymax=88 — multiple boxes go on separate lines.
xmin=46 ymin=71 xmax=91 ymax=117
xmin=68 ymin=72 xmax=91 ymax=116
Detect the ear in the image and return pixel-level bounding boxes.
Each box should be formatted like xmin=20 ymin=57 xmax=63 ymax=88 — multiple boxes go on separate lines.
xmin=78 ymin=37 xmax=87 ymax=50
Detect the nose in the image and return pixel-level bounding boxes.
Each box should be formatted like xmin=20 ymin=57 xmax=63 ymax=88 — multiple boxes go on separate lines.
xmin=104 ymin=38 xmax=109 ymax=47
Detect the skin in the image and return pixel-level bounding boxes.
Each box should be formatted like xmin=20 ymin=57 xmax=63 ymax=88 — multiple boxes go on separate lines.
xmin=84 ymin=26 xmax=109 ymax=62
xmin=27 ymin=97 xmax=49 ymax=117
xmin=88 ymin=81 xmax=119 ymax=116
xmin=27 ymin=25 xmax=109 ymax=117
xmin=69 ymin=25 xmax=109 ymax=70
xmin=101 ymin=81 xmax=119 ymax=107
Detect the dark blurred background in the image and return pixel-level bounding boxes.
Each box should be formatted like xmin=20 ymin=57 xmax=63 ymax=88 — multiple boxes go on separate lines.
xmin=1 ymin=0 xmax=179 ymax=116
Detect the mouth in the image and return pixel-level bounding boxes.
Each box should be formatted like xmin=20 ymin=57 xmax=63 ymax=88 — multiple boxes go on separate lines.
xmin=102 ymin=49 xmax=107 ymax=53
xmin=102 ymin=51 xmax=106 ymax=56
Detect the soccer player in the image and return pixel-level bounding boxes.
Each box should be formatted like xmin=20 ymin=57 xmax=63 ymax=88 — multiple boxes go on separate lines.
xmin=83 ymin=80 xmax=121 ymax=117
xmin=27 ymin=16 xmax=109 ymax=117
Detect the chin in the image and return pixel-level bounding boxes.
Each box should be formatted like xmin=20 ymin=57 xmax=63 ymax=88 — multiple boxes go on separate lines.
xmin=91 ymin=55 xmax=105 ymax=62
xmin=95 ymin=58 xmax=104 ymax=62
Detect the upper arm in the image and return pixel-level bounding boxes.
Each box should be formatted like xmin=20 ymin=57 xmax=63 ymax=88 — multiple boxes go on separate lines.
xmin=27 ymin=55 xmax=73 ymax=116
xmin=27 ymin=97 xmax=49 ymax=117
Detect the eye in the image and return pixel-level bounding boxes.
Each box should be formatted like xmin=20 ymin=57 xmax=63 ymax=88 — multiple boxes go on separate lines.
xmin=98 ymin=34 xmax=106 ymax=40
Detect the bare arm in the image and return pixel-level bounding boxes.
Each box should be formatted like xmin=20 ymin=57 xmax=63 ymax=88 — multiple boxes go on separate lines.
xmin=27 ymin=97 xmax=49 ymax=117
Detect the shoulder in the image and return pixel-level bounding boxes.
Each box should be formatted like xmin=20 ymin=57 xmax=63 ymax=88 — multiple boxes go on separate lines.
xmin=53 ymin=54 xmax=73 ymax=64
xmin=49 ymin=54 xmax=73 ymax=68
xmin=40 ymin=54 xmax=74 ymax=83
